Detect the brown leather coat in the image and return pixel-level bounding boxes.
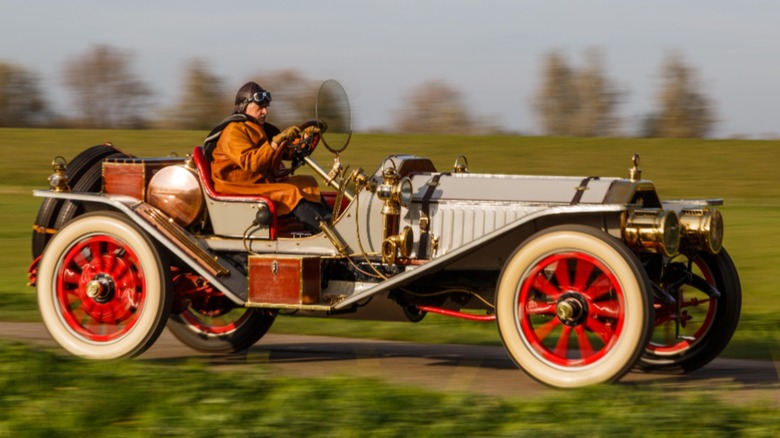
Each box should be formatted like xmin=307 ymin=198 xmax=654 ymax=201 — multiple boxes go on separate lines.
xmin=210 ymin=120 xmax=321 ymax=215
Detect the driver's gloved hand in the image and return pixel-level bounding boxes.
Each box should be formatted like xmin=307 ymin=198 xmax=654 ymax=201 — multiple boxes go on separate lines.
xmin=272 ymin=125 xmax=301 ymax=145
xmin=302 ymin=125 xmax=321 ymax=137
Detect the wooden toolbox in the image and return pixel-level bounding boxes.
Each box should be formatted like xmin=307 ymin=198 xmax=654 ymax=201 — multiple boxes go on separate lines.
xmin=248 ymin=255 xmax=321 ymax=306
xmin=102 ymin=157 xmax=185 ymax=201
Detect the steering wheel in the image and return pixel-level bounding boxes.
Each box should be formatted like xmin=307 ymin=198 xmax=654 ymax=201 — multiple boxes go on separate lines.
xmin=289 ymin=119 xmax=327 ymax=172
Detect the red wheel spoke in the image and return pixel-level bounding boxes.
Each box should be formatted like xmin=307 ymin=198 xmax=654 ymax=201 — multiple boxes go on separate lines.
xmin=572 ymin=258 xmax=595 ymax=291
xmin=554 ymin=260 xmax=571 ymax=290
xmin=62 ymin=268 xmax=82 ymax=286
xmin=589 ymin=299 xmax=621 ymax=319
xmin=585 ymin=317 xmax=615 ymax=344
xmin=111 ymin=299 xmax=134 ymax=320
xmin=70 ymin=248 xmax=90 ymax=269
xmin=110 ymin=261 xmax=131 ymax=284
xmin=583 ymin=272 xmax=613 ymax=300
xmin=554 ymin=325 xmax=572 ymax=358
xmin=533 ymin=274 xmax=562 ymax=300
xmin=533 ymin=317 xmax=561 ymax=341
xmin=81 ymin=299 xmax=96 ymax=315
xmin=88 ymin=241 xmax=103 ymax=271
xmin=525 ymin=299 xmax=556 ymax=316
xmin=575 ymin=325 xmax=594 ymax=358
xmin=102 ymin=253 xmax=117 ymax=278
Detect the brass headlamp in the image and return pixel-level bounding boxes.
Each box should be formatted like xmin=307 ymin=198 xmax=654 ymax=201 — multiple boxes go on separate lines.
xmin=376 ymin=167 xmax=413 ymax=215
xmin=623 ymin=208 xmax=680 ymax=257
xmin=48 ymin=156 xmax=70 ymax=192
xmin=679 ymin=208 xmax=723 ymax=254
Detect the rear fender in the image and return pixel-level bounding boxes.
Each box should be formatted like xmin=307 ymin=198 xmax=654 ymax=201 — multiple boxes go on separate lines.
xmin=33 ymin=190 xmax=247 ymax=304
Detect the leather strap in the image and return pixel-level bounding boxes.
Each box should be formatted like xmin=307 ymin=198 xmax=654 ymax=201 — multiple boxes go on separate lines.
xmin=571 ymin=176 xmax=599 ymax=204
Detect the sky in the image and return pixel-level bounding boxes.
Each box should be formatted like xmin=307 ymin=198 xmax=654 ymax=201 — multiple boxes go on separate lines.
xmin=1 ymin=0 xmax=779 ymax=137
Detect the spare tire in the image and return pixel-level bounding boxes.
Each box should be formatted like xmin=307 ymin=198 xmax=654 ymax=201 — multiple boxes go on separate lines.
xmin=32 ymin=144 xmax=132 ymax=258
xmin=53 ymin=151 xmax=131 ymax=231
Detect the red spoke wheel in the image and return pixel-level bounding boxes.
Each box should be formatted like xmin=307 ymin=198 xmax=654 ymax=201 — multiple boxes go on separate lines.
xmin=37 ymin=212 xmax=171 ymax=359
xmin=496 ymin=225 xmax=653 ymax=388
xmin=167 ymin=271 xmax=276 ymax=353
xmin=639 ymin=249 xmax=741 ymax=373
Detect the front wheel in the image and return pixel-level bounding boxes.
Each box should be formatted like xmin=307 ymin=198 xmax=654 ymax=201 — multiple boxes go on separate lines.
xmin=639 ymin=248 xmax=741 ymax=373
xmin=496 ymin=225 xmax=653 ymax=388
xmin=37 ymin=212 xmax=172 ymax=359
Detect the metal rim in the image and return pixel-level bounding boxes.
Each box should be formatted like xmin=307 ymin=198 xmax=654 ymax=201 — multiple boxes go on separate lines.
xmin=516 ymin=251 xmax=626 ymax=367
xmin=54 ymin=234 xmax=146 ymax=343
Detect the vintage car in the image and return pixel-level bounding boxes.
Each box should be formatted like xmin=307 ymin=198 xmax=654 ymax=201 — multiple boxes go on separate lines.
xmin=28 ymin=81 xmax=740 ymax=388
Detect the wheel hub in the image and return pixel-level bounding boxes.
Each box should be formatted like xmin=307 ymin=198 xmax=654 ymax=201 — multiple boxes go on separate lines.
xmin=85 ymin=273 xmax=116 ymax=303
xmin=555 ymin=293 xmax=588 ymax=326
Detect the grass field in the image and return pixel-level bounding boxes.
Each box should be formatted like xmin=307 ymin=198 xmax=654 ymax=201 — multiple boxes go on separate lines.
xmin=2 ymin=339 xmax=778 ymax=436
xmin=1 ymin=128 xmax=778 ymax=434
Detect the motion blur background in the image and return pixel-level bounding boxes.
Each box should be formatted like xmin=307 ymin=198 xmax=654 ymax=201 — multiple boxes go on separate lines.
xmin=1 ymin=0 xmax=779 ymax=138
xmin=1 ymin=3 xmax=779 ymax=434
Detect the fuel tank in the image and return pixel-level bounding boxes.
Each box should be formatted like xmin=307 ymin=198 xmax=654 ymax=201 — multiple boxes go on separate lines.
xmin=146 ymin=164 xmax=204 ymax=227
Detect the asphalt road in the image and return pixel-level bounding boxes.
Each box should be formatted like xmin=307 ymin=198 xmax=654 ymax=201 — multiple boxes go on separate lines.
xmin=1 ymin=322 xmax=778 ymax=404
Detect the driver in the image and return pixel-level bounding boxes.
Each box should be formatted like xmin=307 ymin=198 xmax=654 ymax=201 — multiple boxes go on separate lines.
xmin=210 ymin=81 xmax=332 ymax=233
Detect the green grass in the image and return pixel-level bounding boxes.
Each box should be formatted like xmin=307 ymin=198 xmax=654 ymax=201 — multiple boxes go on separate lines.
xmin=1 ymin=128 xmax=779 ymax=355
xmin=1 ymin=340 xmax=778 ymax=437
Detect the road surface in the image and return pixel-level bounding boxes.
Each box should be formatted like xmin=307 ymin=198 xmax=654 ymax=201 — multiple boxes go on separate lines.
xmin=1 ymin=322 xmax=777 ymax=403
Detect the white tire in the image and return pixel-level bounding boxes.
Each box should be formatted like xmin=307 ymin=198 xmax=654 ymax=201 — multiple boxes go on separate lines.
xmin=496 ymin=225 xmax=653 ymax=388
xmin=37 ymin=212 xmax=171 ymax=359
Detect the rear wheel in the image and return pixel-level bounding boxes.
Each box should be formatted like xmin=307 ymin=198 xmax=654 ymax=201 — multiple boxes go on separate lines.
xmin=496 ymin=225 xmax=653 ymax=388
xmin=167 ymin=271 xmax=276 ymax=353
xmin=37 ymin=211 xmax=171 ymax=359
xmin=639 ymin=248 xmax=741 ymax=373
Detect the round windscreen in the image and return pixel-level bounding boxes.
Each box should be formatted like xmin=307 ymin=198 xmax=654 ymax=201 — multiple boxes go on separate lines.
xmin=316 ymin=79 xmax=352 ymax=153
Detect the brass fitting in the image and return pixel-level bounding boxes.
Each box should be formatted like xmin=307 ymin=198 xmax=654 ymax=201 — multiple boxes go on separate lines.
xmin=453 ymin=154 xmax=469 ymax=173
xmin=381 ymin=226 xmax=413 ymax=265
xmin=629 ymin=153 xmax=642 ymax=182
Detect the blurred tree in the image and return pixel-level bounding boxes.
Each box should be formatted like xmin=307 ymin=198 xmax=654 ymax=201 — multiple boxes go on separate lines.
xmin=649 ymin=53 xmax=716 ymax=138
xmin=571 ymin=50 xmax=622 ymax=136
xmin=534 ymin=51 xmax=577 ymax=136
xmin=165 ymin=59 xmax=228 ymax=130
xmin=62 ymin=45 xmax=152 ymax=128
xmin=533 ymin=50 xmax=622 ymax=137
xmin=395 ymin=80 xmax=474 ymax=134
xmin=638 ymin=113 xmax=660 ymax=138
xmin=0 ymin=62 xmax=49 ymax=127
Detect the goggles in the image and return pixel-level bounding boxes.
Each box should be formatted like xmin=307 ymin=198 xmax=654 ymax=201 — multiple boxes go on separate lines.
xmin=246 ymin=91 xmax=272 ymax=106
